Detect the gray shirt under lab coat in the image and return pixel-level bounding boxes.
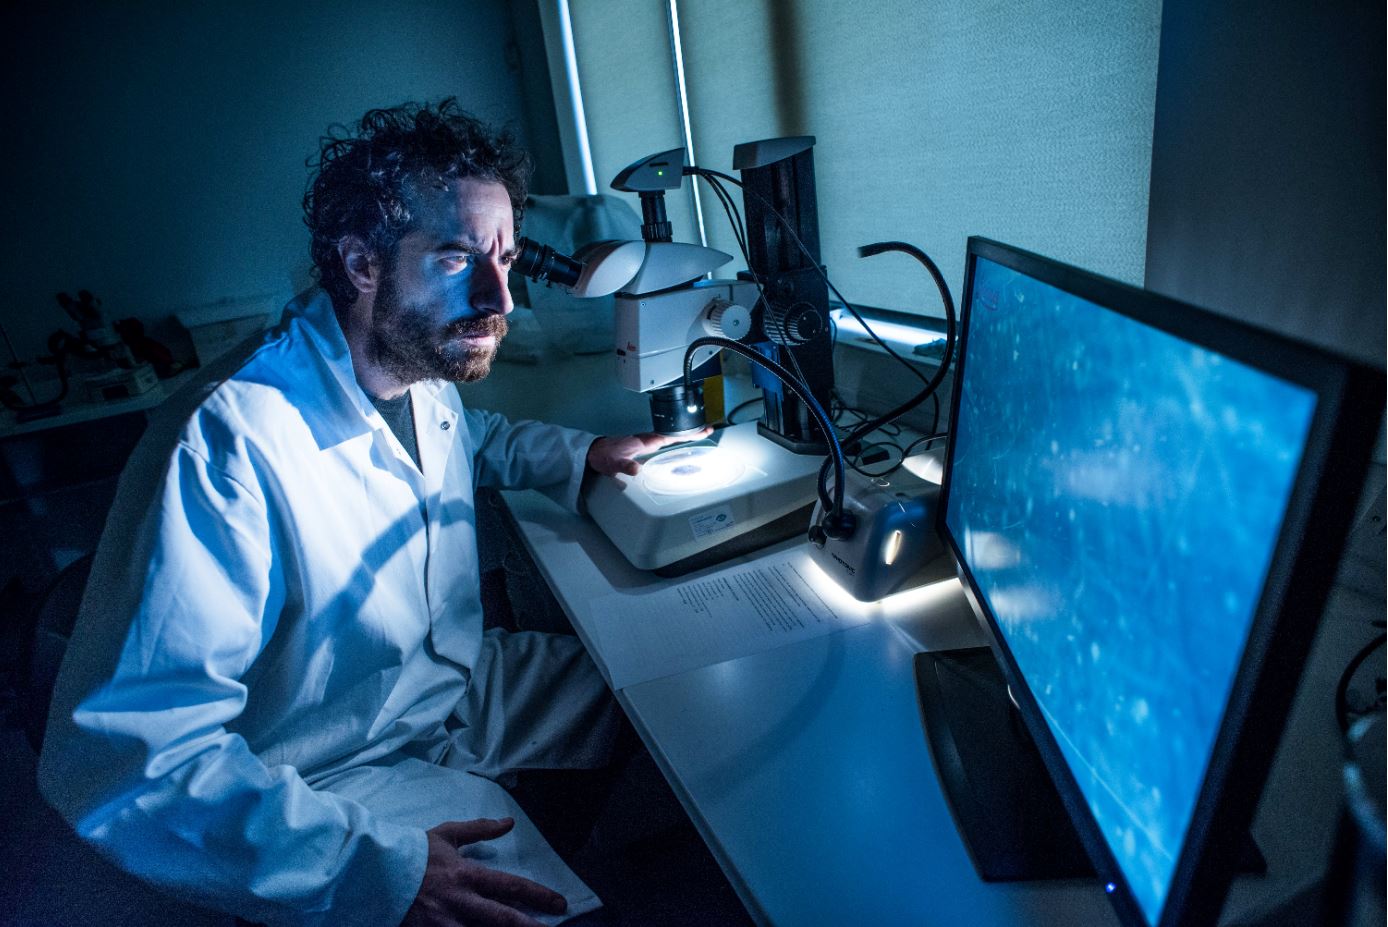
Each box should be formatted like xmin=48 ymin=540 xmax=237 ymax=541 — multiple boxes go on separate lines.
xmin=38 ymin=289 xmax=616 ymax=926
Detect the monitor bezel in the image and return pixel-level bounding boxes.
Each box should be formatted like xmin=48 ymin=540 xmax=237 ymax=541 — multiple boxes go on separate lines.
xmin=936 ymin=236 xmax=1383 ymax=927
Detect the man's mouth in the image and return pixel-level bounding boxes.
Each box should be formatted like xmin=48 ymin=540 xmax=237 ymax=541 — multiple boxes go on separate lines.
xmin=445 ymin=317 xmax=507 ymax=347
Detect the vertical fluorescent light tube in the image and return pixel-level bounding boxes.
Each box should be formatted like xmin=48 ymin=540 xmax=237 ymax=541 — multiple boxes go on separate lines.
xmin=556 ymin=0 xmax=596 ymax=195
xmin=667 ymin=0 xmax=707 ymax=248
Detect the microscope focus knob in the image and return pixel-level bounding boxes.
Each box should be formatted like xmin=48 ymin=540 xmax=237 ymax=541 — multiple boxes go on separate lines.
xmin=764 ymin=300 xmax=822 ymax=346
xmin=705 ymin=298 xmax=752 ymax=341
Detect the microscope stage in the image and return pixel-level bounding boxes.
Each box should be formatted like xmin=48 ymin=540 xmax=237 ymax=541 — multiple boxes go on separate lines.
xmin=584 ymin=421 xmax=823 ymax=572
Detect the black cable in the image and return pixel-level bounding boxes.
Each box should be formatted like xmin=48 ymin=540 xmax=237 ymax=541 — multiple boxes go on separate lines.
xmin=818 ymin=242 xmax=958 ymax=508
xmin=689 ymin=170 xmax=819 ymax=430
xmin=847 ymin=430 xmax=950 ymax=480
xmin=849 ymin=442 xmax=904 ymax=478
xmin=690 ymin=168 xmax=954 ymax=503
xmin=693 ymin=173 xmax=752 ymax=271
xmin=900 ymin=431 xmax=949 ymax=459
xmin=837 ymin=244 xmax=956 ymax=440
xmin=683 ymin=168 xmax=951 ymax=525
xmin=697 ymin=172 xmax=748 ymax=261
xmin=695 ymin=173 xmax=831 ymax=389
xmin=1336 ymin=631 xmax=1387 ymax=734
xmin=690 ymin=168 xmax=815 ymax=409
xmin=683 ymin=335 xmax=852 ymax=538
xmin=846 ymin=431 xmax=948 ymax=481
xmin=833 ymin=397 xmax=869 ymax=429
xmin=694 ymin=173 xmax=943 ymax=485
xmin=725 ymin=396 xmax=764 ymax=425
xmin=693 ymin=171 xmax=748 ymax=277
xmin=691 ymin=168 xmax=931 ymax=395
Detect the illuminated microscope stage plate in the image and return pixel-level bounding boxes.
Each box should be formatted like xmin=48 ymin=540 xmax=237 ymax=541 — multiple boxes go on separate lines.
xmin=583 ymin=421 xmax=824 ymax=572
xmin=640 ymin=444 xmax=746 ymax=496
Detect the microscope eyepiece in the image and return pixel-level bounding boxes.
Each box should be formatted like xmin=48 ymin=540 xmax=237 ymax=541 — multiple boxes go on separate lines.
xmin=513 ymin=237 xmax=584 ymax=290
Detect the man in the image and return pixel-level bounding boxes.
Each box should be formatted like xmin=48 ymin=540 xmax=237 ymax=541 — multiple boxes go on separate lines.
xmin=39 ymin=100 xmax=690 ymax=926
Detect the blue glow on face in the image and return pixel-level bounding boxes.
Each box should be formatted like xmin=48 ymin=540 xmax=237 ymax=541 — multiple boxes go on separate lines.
xmin=946 ymin=257 xmax=1316 ymax=926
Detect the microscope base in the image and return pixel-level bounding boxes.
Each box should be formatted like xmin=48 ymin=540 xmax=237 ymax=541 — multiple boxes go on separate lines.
xmin=584 ymin=421 xmax=823 ymax=573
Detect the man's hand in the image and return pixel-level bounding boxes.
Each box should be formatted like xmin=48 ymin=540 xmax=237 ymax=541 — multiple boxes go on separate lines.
xmin=402 ymin=818 xmax=566 ymax=927
xmin=586 ymin=428 xmax=714 ymax=477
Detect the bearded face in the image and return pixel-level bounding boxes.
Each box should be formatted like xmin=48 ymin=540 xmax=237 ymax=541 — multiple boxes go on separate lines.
xmin=345 ymin=177 xmax=516 ymax=392
xmin=369 ymin=257 xmax=509 ymax=385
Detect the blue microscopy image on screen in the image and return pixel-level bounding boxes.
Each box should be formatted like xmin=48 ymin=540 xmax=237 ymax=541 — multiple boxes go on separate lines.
xmin=945 ymin=257 xmax=1316 ymax=926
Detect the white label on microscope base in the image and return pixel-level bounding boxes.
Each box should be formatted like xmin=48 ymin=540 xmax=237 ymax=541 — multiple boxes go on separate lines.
xmin=690 ymin=506 xmax=736 ymax=539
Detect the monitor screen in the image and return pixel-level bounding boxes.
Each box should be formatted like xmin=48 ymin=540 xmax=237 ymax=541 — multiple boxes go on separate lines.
xmin=938 ymin=238 xmax=1381 ymax=927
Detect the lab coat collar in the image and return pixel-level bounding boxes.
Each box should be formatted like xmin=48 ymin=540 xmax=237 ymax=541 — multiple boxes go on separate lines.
xmin=287 ymin=289 xmax=454 ymax=452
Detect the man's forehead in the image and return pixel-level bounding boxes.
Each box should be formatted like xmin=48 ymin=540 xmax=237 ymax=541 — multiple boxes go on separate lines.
xmin=409 ymin=178 xmax=514 ymax=239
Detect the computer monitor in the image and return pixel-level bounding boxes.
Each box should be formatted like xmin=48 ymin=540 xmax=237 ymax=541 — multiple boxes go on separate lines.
xmin=928 ymin=237 xmax=1382 ymax=927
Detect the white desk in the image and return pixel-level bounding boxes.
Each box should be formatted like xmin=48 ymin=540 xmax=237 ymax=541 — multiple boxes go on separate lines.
xmin=502 ymin=488 xmax=1120 ymax=926
xmin=468 ymin=354 xmax=1347 ymax=927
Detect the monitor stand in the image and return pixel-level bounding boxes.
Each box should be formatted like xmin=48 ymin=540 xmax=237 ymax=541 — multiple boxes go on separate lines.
xmin=915 ymin=647 xmax=1266 ymax=883
xmin=915 ymin=647 xmax=1092 ymax=881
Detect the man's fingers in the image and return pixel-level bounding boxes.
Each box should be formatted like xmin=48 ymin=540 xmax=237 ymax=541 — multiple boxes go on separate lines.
xmin=619 ymin=426 xmax=715 ymax=475
xmin=588 ymin=427 xmax=717 ymax=477
xmin=453 ymin=892 xmax=549 ymax=927
xmin=464 ymin=862 xmax=568 ymax=915
xmin=429 ymin=817 xmax=515 ymax=847
xmin=644 ymin=426 xmax=712 ymax=449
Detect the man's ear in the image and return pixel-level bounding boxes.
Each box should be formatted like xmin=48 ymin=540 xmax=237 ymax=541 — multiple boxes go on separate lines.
xmin=337 ymin=236 xmax=379 ymax=297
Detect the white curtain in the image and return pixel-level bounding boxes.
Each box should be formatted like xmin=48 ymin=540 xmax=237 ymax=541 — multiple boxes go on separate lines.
xmin=565 ymin=0 xmax=1163 ymax=317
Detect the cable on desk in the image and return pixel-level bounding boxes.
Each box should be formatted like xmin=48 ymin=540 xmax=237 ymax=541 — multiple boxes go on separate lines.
xmin=1336 ymin=627 xmax=1386 ymax=736
xmin=726 ymin=396 xmax=764 ymax=425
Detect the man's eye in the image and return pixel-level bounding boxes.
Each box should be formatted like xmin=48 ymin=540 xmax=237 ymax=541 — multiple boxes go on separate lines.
xmin=442 ymin=255 xmax=471 ymax=271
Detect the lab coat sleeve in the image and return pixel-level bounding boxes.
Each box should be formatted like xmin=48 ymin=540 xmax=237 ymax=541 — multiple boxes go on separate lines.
xmin=462 ymin=407 xmax=595 ymax=513
xmin=38 ymin=440 xmax=427 ymax=927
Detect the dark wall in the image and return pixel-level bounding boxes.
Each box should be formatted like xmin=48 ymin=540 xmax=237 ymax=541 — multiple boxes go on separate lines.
xmin=1144 ymin=0 xmax=1384 ymax=366
xmin=0 ymin=1 xmax=544 ymax=362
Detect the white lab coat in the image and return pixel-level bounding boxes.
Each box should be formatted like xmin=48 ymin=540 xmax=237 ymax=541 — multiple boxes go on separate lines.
xmin=38 ymin=289 xmax=615 ymax=926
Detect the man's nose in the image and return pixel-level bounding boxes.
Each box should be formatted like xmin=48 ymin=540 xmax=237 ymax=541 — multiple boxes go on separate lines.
xmin=470 ymin=258 xmax=513 ymax=316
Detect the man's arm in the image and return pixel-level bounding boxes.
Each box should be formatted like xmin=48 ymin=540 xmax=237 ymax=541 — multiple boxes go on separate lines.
xmin=462 ymin=406 xmax=709 ymax=509
xmin=38 ymin=441 xmax=426 ymax=927
xmin=461 ymin=408 xmax=593 ymax=511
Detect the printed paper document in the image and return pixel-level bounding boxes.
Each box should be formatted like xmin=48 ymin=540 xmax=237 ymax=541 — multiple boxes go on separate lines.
xmin=587 ymin=546 xmax=870 ymax=690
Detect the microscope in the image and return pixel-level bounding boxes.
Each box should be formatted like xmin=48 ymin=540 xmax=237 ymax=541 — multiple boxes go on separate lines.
xmin=514 ymin=137 xmax=840 ymax=576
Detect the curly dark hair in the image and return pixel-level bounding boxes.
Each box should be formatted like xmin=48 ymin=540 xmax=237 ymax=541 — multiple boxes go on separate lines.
xmin=303 ymin=98 xmax=532 ymax=311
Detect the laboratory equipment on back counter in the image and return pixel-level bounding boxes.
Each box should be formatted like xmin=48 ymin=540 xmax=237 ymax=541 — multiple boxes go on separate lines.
xmin=53 ymin=290 xmax=160 ymax=402
xmin=0 ymin=291 xmax=170 ymax=424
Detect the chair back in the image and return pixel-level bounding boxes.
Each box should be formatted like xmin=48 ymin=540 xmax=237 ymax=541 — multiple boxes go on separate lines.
xmin=23 ymin=553 xmax=94 ymax=753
